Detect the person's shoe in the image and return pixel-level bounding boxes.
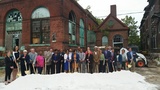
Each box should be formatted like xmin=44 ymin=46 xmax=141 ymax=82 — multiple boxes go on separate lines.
xmin=4 ymin=82 xmax=8 ymax=85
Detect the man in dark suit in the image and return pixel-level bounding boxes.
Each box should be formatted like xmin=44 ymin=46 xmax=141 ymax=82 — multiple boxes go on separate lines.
xmin=127 ymin=47 xmax=137 ymax=72
xmin=59 ymin=49 xmax=65 ymax=73
xmin=52 ymin=49 xmax=60 ymax=74
xmin=103 ymin=46 xmax=111 ymax=73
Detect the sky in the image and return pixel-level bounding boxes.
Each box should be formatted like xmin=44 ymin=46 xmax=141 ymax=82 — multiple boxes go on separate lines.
xmin=78 ymin=0 xmax=148 ymax=26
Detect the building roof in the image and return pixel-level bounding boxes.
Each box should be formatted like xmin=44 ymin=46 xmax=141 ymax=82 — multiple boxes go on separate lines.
xmin=95 ymin=14 xmax=129 ymax=32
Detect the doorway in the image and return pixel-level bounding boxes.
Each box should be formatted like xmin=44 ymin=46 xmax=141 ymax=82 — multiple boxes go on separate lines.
xmin=113 ymin=35 xmax=123 ymax=49
xmin=12 ymin=34 xmax=20 ymax=47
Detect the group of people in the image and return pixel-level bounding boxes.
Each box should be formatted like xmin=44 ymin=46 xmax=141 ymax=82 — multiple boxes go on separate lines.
xmin=4 ymin=45 xmax=137 ymax=85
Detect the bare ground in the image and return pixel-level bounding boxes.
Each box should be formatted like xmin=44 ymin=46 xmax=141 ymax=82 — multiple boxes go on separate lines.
xmin=135 ymin=60 xmax=160 ymax=90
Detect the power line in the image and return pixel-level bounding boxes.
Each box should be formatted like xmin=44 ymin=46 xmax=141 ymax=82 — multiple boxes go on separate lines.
xmin=97 ymin=11 xmax=144 ymax=18
xmin=118 ymin=11 xmax=144 ymax=16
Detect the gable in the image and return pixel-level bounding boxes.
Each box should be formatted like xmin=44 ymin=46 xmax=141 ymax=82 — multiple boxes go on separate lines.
xmin=97 ymin=14 xmax=129 ymax=31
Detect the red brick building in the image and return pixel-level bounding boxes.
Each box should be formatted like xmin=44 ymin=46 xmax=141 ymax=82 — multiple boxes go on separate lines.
xmin=0 ymin=0 xmax=98 ymax=52
xmin=95 ymin=5 xmax=129 ymax=49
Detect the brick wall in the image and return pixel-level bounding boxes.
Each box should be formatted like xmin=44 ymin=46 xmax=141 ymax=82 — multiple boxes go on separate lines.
xmin=0 ymin=0 xmax=98 ymax=52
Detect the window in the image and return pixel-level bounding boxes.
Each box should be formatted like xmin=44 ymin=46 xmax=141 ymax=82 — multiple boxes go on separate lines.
xmin=113 ymin=35 xmax=123 ymax=42
xmin=113 ymin=35 xmax=123 ymax=48
xmin=79 ymin=19 xmax=84 ymax=46
xmin=87 ymin=30 xmax=96 ymax=44
xmin=31 ymin=7 xmax=50 ymax=44
xmin=68 ymin=11 xmax=76 ymax=45
xmin=102 ymin=36 xmax=108 ymax=46
xmin=6 ymin=10 xmax=22 ymax=32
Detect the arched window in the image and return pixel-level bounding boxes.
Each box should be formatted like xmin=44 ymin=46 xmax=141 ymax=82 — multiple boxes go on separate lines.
xmin=79 ymin=19 xmax=84 ymax=46
xmin=113 ymin=35 xmax=123 ymax=48
xmin=102 ymin=36 xmax=108 ymax=46
xmin=31 ymin=7 xmax=50 ymax=44
xmin=31 ymin=7 xmax=50 ymax=19
xmin=5 ymin=9 xmax=23 ymax=49
xmin=6 ymin=10 xmax=22 ymax=31
xmin=68 ymin=11 xmax=76 ymax=45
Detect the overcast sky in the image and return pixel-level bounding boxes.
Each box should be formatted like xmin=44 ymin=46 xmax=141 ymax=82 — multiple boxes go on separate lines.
xmin=78 ymin=0 xmax=148 ymax=26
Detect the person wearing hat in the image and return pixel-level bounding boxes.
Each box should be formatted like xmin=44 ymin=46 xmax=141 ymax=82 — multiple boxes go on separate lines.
xmin=19 ymin=50 xmax=30 ymax=76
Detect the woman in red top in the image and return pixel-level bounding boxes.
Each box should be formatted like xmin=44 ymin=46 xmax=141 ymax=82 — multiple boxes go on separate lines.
xmin=36 ymin=51 xmax=45 ymax=74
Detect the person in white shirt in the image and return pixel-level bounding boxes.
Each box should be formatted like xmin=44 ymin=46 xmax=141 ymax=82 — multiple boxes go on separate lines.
xmin=64 ymin=49 xmax=72 ymax=73
xmin=28 ymin=48 xmax=37 ymax=74
xmin=121 ymin=49 xmax=127 ymax=70
xmin=69 ymin=49 xmax=73 ymax=72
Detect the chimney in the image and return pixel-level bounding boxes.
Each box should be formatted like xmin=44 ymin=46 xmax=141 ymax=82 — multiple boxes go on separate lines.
xmin=110 ymin=5 xmax=117 ymax=17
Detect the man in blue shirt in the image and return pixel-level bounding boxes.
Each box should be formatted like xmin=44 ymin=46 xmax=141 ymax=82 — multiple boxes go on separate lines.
xmin=127 ymin=47 xmax=137 ymax=72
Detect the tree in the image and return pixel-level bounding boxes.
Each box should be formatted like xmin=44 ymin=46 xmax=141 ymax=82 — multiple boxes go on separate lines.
xmin=121 ymin=15 xmax=140 ymax=46
xmin=95 ymin=17 xmax=103 ymax=25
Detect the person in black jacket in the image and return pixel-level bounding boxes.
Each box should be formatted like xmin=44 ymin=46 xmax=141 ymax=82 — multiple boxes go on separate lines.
xmin=4 ymin=50 xmax=14 ymax=85
xmin=51 ymin=49 xmax=60 ymax=74
xmin=85 ymin=50 xmax=94 ymax=74
xmin=19 ymin=50 xmax=30 ymax=76
xmin=12 ymin=46 xmax=20 ymax=81
xmin=59 ymin=49 xmax=65 ymax=73
xmin=110 ymin=49 xmax=117 ymax=72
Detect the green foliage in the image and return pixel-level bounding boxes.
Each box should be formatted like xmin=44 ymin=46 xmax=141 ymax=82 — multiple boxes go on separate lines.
xmin=121 ymin=15 xmax=140 ymax=46
xmin=101 ymin=28 xmax=109 ymax=36
xmin=95 ymin=17 xmax=103 ymax=25
xmin=95 ymin=17 xmax=109 ymax=36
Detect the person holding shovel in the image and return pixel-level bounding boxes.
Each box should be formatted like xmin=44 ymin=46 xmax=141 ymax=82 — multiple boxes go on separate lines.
xmin=127 ymin=47 xmax=137 ymax=72
xmin=4 ymin=50 xmax=14 ymax=85
xmin=64 ymin=49 xmax=71 ymax=73
xmin=36 ymin=51 xmax=44 ymax=74
xmin=71 ymin=50 xmax=79 ymax=72
xmin=19 ymin=50 xmax=30 ymax=76
xmin=110 ymin=49 xmax=117 ymax=72
xmin=99 ymin=50 xmax=105 ymax=73
xmin=85 ymin=49 xmax=94 ymax=74
xmin=12 ymin=46 xmax=20 ymax=81
xmin=59 ymin=49 xmax=65 ymax=73
xmin=116 ymin=51 xmax=122 ymax=71
xmin=103 ymin=46 xmax=111 ymax=73
xmin=28 ymin=48 xmax=37 ymax=74
xmin=93 ymin=46 xmax=100 ymax=73
xmin=44 ymin=48 xmax=53 ymax=74
xmin=78 ymin=49 xmax=86 ymax=73
xmin=51 ymin=49 xmax=60 ymax=74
